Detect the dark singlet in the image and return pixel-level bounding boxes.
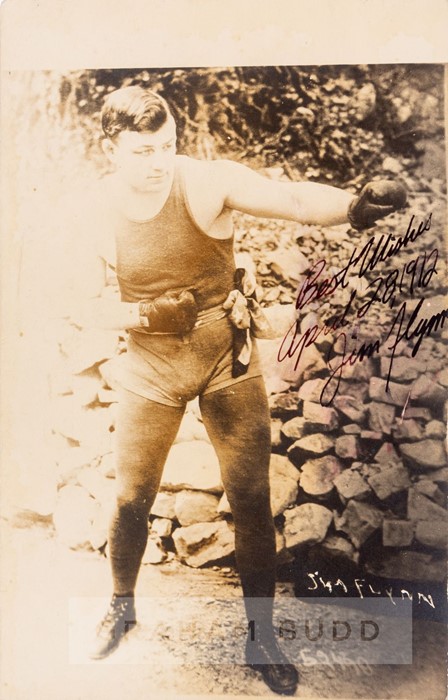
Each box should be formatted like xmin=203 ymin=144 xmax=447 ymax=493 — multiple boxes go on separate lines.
xmin=113 ymin=159 xmax=236 ymax=313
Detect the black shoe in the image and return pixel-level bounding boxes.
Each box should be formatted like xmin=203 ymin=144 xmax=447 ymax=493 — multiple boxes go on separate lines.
xmin=89 ymin=595 xmax=137 ymax=660
xmin=246 ymin=631 xmax=299 ymax=696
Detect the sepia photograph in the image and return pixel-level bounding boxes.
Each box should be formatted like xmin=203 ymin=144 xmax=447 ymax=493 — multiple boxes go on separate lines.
xmin=1 ymin=4 xmax=447 ymax=700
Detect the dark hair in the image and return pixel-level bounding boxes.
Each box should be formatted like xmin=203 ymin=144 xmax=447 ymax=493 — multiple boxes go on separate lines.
xmin=101 ymin=86 xmax=172 ymax=140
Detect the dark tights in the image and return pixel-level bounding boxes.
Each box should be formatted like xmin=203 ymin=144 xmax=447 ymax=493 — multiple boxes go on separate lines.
xmin=109 ymin=376 xmax=276 ymax=595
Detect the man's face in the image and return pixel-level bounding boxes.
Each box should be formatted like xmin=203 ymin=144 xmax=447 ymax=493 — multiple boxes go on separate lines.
xmin=104 ymin=117 xmax=177 ymax=193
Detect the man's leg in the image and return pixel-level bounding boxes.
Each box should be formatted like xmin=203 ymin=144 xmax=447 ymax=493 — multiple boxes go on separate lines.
xmin=199 ymin=377 xmax=298 ymax=695
xmin=90 ymin=388 xmax=185 ymax=658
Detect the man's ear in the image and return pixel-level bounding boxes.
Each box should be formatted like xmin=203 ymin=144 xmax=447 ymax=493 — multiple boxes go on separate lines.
xmin=102 ymin=138 xmax=116 ymax=162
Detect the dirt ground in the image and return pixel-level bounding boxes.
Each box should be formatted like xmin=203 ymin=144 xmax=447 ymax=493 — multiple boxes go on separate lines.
xmin=1 ymin=520 xmax=446 ymax=700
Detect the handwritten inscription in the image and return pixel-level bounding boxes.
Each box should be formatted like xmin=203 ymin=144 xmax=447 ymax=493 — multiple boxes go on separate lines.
xmin=277 ymin=212 xmax=446 ymax=406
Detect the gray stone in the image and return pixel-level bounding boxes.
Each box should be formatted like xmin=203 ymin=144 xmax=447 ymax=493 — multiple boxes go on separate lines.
xmin=366 ymin=463 xmax=411 ymax=501
xmin=380 ymin=356 xmax=424 ymax=382
xmin=267 ymin=248 xmax=309 ymax=282
xmin=334 ymin=468 xmax=371 ymax=501
xmin=366 ymin=550 xmax=446 ymax=582
xmin=335 ymin=435 xmax=359 ymax=460
xmin=281 ymin=417 xmax=306 ymax=441
xmin=414 ymin=480 xmax=445 ymax=507
xmin=299 ymin=456 xmax=342 ymax=497
xmin=142 ymin=534 xmax=167 ymax=564
xmin=435 ymin=367 xmax=448 ymax=387
xmin=392 ymin=419 xmax=424 ymax=442
xmin=400 ymin=440 xmax=447 ymax=470
xmin=55 ymin=445 xmax=99 ymax=484
xmin=174 ymin=491 xmax=221 ymax=527
xmin=415 ymin=520 xmax=448 ymax=549
xmin=284 ymin=504 xmax=333 ymax=548
xmin=151 ymin=517 xmax=173 ymax=538
xmin=334 ymin=501 xmax=383 ymax=548
xmin=420 ymin=467 xmax=448 ymax=484
xmin=369 ymin=377 xmax=411 ymax=407
xmin=382 ymin=156 xmax=403 ymax=174
xmin=297 ymin=378 xmax=327 ymax=403
xmin=62 ymin=329 xmax=120 ymax=373
xmin=302 ymin=401 xmax=339 ymax=432
xmin=271 ymin=419 xmax=283 ymax=447
xmin=338 ymin=357 xmax=374 ymax=382
xmin=317 ymin=534 xmax=359 ymax=565
xmin=410 ymin=376 xmax=446 ymax=405
xmin=275 ymin=528 xmax=294 ymax=566
xmin=403 ymin=407 xmax=432 ymax=420
xmin=269 ymin=391 xmax=301 ymax=417
xmin=151 ymin=492 xmax=177 ymax=520
xmin=287 ymin=434 xmax=333 ymax=465
xmin=368 ymin=402 xmax=396 ymax=434
xmin=343 ymin=424 xmax=362 ymax=434
xmin=382 ymin=520 xmax=414 ymax=547
xmin=77 ymin=467 xmax=116 ymax=508
xmin=98 ymin=357 xmax=124 ymax=391
xmin=360 ymin=430 xmax=383 ymax=441
xmin=72 ymin=370 xmax=101 ymax=406
xmin=270 ymin=454 xmax=299 ymax=516
xmin=172 ymin=521 xmax=235 ymax=567
xmin=53 ymin=485 xmax=98 ymax=550
xmin=352 ymin=83 xmax=377 ymax=121
xmin=408 ymin=488 xmax=447 ymax=521
xmin=333 ymin=395 xmax=367 ymax=422
xmin=424 ymin=420 xmax=446 ymax=439
xmin=161 ymin=441 xmax=223 ymax=493
xmin=374 ymin=443 xmax=399 ymax=463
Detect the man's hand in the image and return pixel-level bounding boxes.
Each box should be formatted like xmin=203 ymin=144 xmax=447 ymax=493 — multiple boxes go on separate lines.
xmin=139 ymin=290 xmax=198 ymax=334
xmin=348 ymin=180 xmax=407 ymax=231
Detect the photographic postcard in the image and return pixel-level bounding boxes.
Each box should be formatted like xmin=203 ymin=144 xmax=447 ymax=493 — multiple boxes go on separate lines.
xmin=1 ymin=2 xmax=447 ymax=699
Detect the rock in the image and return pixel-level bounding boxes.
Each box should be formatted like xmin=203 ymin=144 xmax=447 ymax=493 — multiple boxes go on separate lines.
xmin=334 ymin=468 xmax=371 ymax=501
xmin=98 ymin=388 xmax=119 ymax=404
xmin=161 ymin=441 xmax=223 ymax=493
xmin=267 ymin=248 xmax=310 ymax=282
xmin=270 ymin=455 xmax=299 ymax=516
xmin=142 ymin=534 xmax=167 ymax=564
xmin=410 ymin=376 xmax=446 ymax=405
xmin=392 ymin=419 xmax=424 ymax=442
xmin=297 ymin=378 xmax=327 ymax=403
xmin=174 ymin=413 xmax=210 ymax=443
xmin=407 ymin=488 xmax=446 ymax=521
xmin=302 ymin=402 xmax=339 ymax=432
xmin=369 ymin=377 xmax=411 ymax=407
xmin=299 ymin=456 xmax=342 ymax=497
xmin=269 ymin=391 xmax=301 ymax=417
xmin=366 ymin=550 xmax=446 ymax=582
xmin=77 ymin=467 xmax=116 ymax=509
xmin=52 ymin=398 xmax=114 ymax=452
xmin=374 ymin=443 xmax=399 ymax=463
xmin=72 ymin=369 xmax=101 ymax=405
xmin=338 ymin=380 xmax=369 ymax=402
xmin=400 ymin=440 xmax=447 ymax=470
xmin=53 ymin=485 xmax=98 ymax=550
xmin=338 ymin=358 xmax=375 ymax=383
xmin=151 ymin=517 xmax=173 ymax=538
xmin=281 ymin=417 xmax=306 ymax=441
xmin=435 ymin=367 xmax=448 ymax=387
xmin=334 ymin=501 xmax=383 ymax=548
xmin=424 ymin=420 xmax=446 ymax=439
xmin=287 ymin=434 xmax=333 ymax=465
xmin=335 ymin=435 xmax=358 ymax=460
xmin=271 ymin=419 xmax=283 ymax=447
xmin=382 ymin=520 xmax=414 ymax=547
xmin=333 ymin=395 xmax=367 ymax=422
xmin=318 ymin=534 xmax=359 ymax=565
xmin=380 ymin=356 xmax=423 ymax=381
xmin=415 ymin=520 xmax=448 ymax=549
xmin=151 ymin=492 xmax=177 ymax=520
xmin=217 ymin=492 xmax=231 ymax=515
xmin=360 ymin=430 xmax=383 ymax=441
xmin=98 ymin=357 xmax=124 ymax=391
xmin=366 ymin=463 xmax=411 ymax=500
xmin=427 ymin=467 xmax=448 ymax=483
xmin=172 ymin=521 xmax=235 ymax=567
xmin=174 ymin=490 xmax=221 ymax=527
xmin=275 ymin=528 xmax=294 ymax=566
xmin=283 ymin=504 xmax=333 ymax=548
xmin=414 ymin=479 xmax=445 ymax=506
xmin=368 ymin=402 xmax=396 ymax=434
xmin=55 ymin=445 xmax=99 ymax=483
xmin=351 ymin=83 xmax=376 ymax=121
xmin=343 ymin=424 xmax=361 ymax=434
xmin=382 ymin=156 xmax=403 ymax=174
xmin=62 ymin=329 xmax=120 ymax=373
xmin=403 ymin=407 xmax=432 ymax=420
xmin=98 ymin=452 xmax=116 ymax=478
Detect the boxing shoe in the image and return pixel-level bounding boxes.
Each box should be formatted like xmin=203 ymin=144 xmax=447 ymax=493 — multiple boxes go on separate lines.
xmin=89 ymin=594 xmax=137 ymax=660
xmin=245 ymin=626 xmax=299 ymax=696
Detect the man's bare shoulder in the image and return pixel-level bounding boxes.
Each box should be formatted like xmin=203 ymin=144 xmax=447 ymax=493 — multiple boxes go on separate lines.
xmin=178 ymin=154 xmax=236 ymax=182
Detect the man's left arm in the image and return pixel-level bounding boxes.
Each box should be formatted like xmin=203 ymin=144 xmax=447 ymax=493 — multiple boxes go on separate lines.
xmin=213 ymin=160 xmax=406 ymax=229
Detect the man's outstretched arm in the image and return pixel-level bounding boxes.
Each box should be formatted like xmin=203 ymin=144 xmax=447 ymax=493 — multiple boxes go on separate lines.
xmin=213 ymin=159 xmax=406 ymax=228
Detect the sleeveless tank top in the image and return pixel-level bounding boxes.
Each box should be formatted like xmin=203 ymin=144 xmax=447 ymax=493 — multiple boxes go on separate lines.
xmin=111 ymin=159 xmax=236 ymax=313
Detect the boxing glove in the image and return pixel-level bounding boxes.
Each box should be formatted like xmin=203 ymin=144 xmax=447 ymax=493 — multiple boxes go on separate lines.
xmin=138 ymin=290 xmax=198 ymax=334
xmin=348 ymin=180 xmax=407 ymax=231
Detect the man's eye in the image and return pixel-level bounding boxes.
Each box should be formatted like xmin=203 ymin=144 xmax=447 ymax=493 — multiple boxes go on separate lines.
xmin=163 ymin=143 xmax=174 ymax=151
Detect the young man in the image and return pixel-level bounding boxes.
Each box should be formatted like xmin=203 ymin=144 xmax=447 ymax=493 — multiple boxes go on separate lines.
xmin=74 ymin=86 xmax=406 ymax=695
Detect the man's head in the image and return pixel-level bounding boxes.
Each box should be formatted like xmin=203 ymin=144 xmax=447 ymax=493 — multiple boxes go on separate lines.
xmin=101 ymin=86 xmax=177 ymax=193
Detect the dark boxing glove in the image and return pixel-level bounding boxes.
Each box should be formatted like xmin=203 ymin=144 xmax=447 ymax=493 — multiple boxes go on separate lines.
xmin=348 ymin=180 xmax=407 ymax=231
xmin=138 ymin=290 xmax=198 ymax=334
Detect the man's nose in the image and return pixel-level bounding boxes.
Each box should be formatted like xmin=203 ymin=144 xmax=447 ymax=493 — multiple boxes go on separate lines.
xmin=150 ymin=150 xmax=167 ymax=171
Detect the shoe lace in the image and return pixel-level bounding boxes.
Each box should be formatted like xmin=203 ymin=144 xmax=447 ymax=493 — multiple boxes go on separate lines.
xmin=100 ymin=597 xmax=134 ymax=630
